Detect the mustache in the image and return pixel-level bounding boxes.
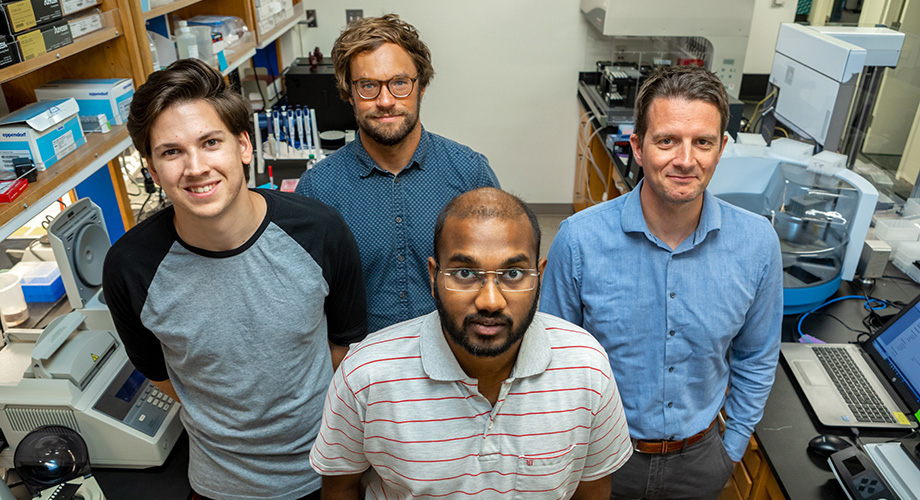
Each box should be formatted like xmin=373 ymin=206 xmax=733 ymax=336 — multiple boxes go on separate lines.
xmin=463 ymin=312 xmax=512 ymax=327
xmin=367 ymin=109 xmax=408 ymax=119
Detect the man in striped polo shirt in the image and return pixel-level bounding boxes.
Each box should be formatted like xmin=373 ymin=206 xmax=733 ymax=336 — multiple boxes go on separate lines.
xmin=310 ymin=187 xmax=633 ymax=498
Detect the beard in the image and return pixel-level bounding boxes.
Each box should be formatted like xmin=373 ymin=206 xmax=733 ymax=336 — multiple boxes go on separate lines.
xmin=355 ymin=95 xmax=421 ymax=147
xmin=433 ymin=281 xmax=540 ymax=358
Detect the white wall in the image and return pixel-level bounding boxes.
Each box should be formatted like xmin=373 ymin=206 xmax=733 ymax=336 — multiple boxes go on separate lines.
xmin=295 ymin=0 xmax=603 ymax=204
xmin=290 ymin=1 xmax=792 ymax=203
xmin=742 ymin=0 xmax=796 ymax=74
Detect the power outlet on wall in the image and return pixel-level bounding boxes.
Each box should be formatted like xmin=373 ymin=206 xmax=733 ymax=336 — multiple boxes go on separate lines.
xmin=346 ymin=9 xmax=363 ymax=23
xmin=305 ymin=9 xmax=317 ymax=27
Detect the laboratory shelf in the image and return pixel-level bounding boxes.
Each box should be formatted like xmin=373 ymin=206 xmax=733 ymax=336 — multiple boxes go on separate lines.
xmin=143 ymin=0 xmax=206 ymax=20
xmin=0 ymin=126 xmax=132 ymax=242
xmin=222 ymin=40 xmax=257 ymax=76
xmin=0 ymin=10 xmax=125 ymax=85
xmin=256 ymin=2 xmax=304 ymax=49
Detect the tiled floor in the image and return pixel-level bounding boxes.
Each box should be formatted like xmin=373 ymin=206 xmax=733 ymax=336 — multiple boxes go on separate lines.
xmin=536 ymin=213 xmax=570 ymax=259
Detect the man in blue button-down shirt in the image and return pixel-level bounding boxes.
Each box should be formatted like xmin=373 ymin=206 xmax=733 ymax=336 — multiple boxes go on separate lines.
xmin=541 ymin=66 xmax=782 ymax=500
xmin=297 ymin=14 xmax=499 ymax=333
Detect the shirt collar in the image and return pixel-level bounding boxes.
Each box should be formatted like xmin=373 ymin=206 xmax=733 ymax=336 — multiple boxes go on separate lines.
xmin=356 ymin=125 xmax=430 ymax=178
xmin=420 ymin=311 xmax=552 ymax=382
xmin=620 ymin=180 xmax=722 ymax=249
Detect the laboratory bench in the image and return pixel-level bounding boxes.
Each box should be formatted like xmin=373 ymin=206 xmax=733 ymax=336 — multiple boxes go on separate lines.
xmin=92 ymin=432 xmax=193 ymax=499
xmin=752 ymin=270 xmax=920 ymax=500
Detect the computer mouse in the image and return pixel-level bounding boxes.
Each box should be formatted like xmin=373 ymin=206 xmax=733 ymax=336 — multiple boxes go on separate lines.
xmin=807 ymin=434 xmax=852 ymax=457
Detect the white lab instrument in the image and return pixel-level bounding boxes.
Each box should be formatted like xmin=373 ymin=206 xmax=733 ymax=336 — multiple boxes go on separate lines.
xmin=768 ymin=24 xmax=904 ymax=155
xmin=0 ymin=199 xmax=183 ymax=468
xmin=580 ymin=0 xmax=755 ymax=97
xmin=0 ymin=312 xmax=184 ymax=468
xmin=46 ymin=198 xmax=115 ymax=332
xmin=709 ymin=143 xmax=878 ymax=313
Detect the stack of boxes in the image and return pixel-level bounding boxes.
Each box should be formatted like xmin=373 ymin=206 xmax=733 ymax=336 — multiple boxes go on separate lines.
xmin=35 ymin=78 xmax=134 ymax=133
xmin=0 ymin=98 xmax=85 ymax=174
xmin=0 ymin=0 xmax=101 ymax=66
xmin=872 ymin=214 xmax=920 ymax=282
xmin=0 ymin=78 xmax=133 ymax=192
xmin=253 ymin=0 xmax=293 ymax=36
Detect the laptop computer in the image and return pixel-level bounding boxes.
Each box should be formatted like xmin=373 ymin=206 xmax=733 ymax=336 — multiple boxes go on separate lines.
xmin=781 ymin=293 xmax=920 ymax=429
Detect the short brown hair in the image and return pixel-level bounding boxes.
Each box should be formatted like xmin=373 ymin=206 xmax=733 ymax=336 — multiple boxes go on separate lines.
xmin=331 ymin=14 xmax=434 ymax=102
xmin=633 ymin=66 xmax=729 ymax=143
xmin=127 ymin=59 xmax=253 ymax=161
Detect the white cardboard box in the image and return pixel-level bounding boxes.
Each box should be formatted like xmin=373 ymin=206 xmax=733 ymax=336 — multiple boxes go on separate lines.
xmin=35 ymin=78 xmax=134 ymax=133
xmin=0 ymin=98 xmax=85 ymax=173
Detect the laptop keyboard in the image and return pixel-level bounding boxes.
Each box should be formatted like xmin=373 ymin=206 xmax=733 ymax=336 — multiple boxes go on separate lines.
xmin=813 ymin=346 xmax=897 ymax=424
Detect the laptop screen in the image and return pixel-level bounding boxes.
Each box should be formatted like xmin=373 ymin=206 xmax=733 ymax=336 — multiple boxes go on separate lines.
xmin=870 ymin=296 xmax=920 ymax=412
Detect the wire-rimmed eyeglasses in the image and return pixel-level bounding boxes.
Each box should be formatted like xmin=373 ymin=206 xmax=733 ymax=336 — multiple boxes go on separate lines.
xmin=439 ymin=267 xmax=540 ymax=292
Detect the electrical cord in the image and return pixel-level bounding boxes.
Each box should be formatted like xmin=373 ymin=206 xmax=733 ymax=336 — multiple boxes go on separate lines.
xmin=748 ymin=94 xmax=777 ymax=135
xmin=796 ymin=294 xmax=897 ymax=341
xmin=807 ymin=311 xmax=869 ymax=336
xmin=138 ymin=192 xmax=155 ymax=221
xmin=884 ymin=428 xmax=919 ymax=443
xmin=264 ymin=51 xmax=282 ymax=105
xmin=26 ymin=239 xmax=46 ymax=261
xmin=743 ymin=90 xmax=775 ymax=133
xmin=578 ymin=116 xmax=610 ymax=204
xmin=850 ymin=427 xmax=864 ymax=451
xmin=882 ymin=274 xmax=920 ymax=285
xmin=254 ymin=63 xmax=269 ymax=110
xmin=120 ymin=162 xmax=142 ymax=197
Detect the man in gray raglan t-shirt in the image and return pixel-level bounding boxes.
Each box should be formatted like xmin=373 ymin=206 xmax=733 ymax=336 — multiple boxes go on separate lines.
xmin=102 ymin=59 xmax=367 ymax=500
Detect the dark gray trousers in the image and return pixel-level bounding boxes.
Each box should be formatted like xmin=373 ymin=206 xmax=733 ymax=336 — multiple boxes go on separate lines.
xmin=611 ymin=428 xmax=735 ymax=500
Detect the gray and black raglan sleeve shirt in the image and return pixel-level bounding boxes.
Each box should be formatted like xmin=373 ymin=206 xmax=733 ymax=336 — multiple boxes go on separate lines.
xmin=102 ymin=189 xmax=367 ymax=500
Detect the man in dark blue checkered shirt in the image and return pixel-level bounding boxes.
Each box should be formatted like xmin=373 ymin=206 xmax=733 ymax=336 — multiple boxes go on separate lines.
xmin=296 ymin=14 xmax=499 ymax=333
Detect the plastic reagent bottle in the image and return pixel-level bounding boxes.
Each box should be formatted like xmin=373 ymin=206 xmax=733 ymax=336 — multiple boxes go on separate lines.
xmin=176 ymin=21 xmax=199 ymax=60
xmin=149 ymin=36 xmax=160 ymax=70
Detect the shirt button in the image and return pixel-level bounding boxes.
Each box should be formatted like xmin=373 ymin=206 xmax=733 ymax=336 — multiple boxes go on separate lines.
xmin=669 ymin=330 xmax=675 ymax=336
xmin=397 ymin=255 xmax=404 ymax=262
xmin=668 ymin=402 xmax=673 ymax=408
xmin=394 ymin=176 xmax=400 ymax=183
xmin=669 ymin=366 xmax=674 ymax=373
xmin=670 ymin=292 xmax=676 ymax=298
xmin=396 ymin=216 xmax=402 ymax=223
xmin=400 ymin=291 xmax=407 ymax=299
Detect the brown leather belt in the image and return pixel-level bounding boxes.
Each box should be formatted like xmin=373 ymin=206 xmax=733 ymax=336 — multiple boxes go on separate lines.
xmin=632 ymin=418 xmax=718 ymax=454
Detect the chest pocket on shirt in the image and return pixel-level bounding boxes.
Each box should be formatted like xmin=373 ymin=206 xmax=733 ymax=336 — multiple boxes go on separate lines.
xmin=514 ymin=444 xmax=578 ymax=498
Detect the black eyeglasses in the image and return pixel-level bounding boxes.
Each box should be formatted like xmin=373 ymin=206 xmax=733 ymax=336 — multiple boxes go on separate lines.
xmin=351 ymin=76 xmax=418 ymax=100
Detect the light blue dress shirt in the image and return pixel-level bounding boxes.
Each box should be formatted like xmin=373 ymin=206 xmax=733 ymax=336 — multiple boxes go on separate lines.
xmin=540 ymin=181 xmax=782 ymax=461
xmin=296 ymin=127 xmax=499 ymax=333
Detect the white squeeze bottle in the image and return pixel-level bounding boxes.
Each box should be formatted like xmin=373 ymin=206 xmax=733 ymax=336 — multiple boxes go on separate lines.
xmin=176 ymin=21 xmax=199 ymax=60
xmin=148 ymin=34 xmax=160 ymax=70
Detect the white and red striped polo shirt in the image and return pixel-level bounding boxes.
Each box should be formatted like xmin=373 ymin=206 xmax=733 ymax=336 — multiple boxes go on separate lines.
xmin=310 ymin=311 xmax=632 ymax=499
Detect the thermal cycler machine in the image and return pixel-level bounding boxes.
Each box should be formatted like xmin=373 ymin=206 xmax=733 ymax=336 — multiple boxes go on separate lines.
xmin=0 ymin=201 xmax=187 ymax=472
xmin=0 ymin=311 xmax=183 ymax=468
